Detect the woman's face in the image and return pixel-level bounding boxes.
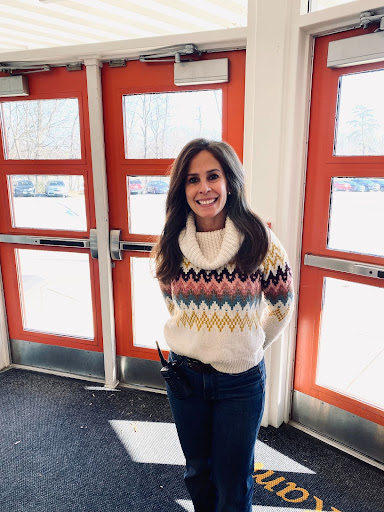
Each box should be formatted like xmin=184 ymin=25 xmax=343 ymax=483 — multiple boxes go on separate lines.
xmin=185 ymin=150 xmax=229 ymax=231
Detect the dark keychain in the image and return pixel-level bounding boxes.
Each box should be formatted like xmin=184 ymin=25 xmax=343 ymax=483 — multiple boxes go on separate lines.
xmin=156 ymin=341 xmax=192 ymax=400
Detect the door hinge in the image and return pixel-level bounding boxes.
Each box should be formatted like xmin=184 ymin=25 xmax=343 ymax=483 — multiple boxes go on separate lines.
xmin=66 ymin=63 xmax=83 ymax=71
xmin=108 ymin=59 xmax=126 ymax=68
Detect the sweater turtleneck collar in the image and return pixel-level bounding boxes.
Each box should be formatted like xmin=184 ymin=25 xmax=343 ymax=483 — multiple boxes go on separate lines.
xmin=178 ymin=213 xmax=244 ymax=270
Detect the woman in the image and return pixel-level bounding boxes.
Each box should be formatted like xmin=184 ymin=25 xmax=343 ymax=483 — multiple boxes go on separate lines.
xmin=154 ymin=138 xmax=294 ymax=512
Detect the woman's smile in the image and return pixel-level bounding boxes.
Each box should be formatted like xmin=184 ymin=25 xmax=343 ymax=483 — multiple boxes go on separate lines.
xmin=196 ymin=198 xmax=218 ymax=205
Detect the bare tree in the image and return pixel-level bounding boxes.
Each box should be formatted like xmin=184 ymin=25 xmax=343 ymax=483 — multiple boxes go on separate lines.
xmin=1 ymin=98 xmax=81 ymax=160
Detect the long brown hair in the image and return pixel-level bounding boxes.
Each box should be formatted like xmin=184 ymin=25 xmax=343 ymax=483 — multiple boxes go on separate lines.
xmin=153 ymin=138 xmax=270 ymax=283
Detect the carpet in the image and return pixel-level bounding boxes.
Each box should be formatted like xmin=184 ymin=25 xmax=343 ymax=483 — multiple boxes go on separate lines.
xmin=0 ymin=368 xmax=383 ymax=512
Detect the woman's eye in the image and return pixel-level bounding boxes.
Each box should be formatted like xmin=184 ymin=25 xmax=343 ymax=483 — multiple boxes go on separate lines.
xmin=187 ymin=177 xmax=198 ymax=184
xmin=208 ymin=173 xmax=219 ymax=180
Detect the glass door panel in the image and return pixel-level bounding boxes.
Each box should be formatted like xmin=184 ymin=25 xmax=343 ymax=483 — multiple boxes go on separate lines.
xmin=127 ymin=175 xmax=170 ymax=235
xmin=334 ymin=69 xmax=384 ymax=157
xmin=123 ymin=90 xmax=222 ymax=159
xmin=131 ymin=256 xmax=169 ymax=350
xmin=8 ymin=174 xmax=86 ymax=231
xmin=0 ymin=98 xmax=81 ymax=160
xmin=317 ymin=277 xmax=384 ymax=410
xmin=328 ymin=176 xmax=384 ymax=257
xmin=17 ymin=248 xmax=94 ymax=339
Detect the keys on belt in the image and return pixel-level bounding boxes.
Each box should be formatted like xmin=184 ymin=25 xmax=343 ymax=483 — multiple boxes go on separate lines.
xmin=187 ymin=357 xmax=216 ymax=373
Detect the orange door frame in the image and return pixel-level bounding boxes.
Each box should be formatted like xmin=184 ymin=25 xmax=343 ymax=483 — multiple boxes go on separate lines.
xmin=294 ymin=28 xmax=384 ymax=426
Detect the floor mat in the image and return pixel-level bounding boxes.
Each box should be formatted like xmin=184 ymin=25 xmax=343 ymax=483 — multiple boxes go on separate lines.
xmin=0 ymin=368 xmax=383 ymax=512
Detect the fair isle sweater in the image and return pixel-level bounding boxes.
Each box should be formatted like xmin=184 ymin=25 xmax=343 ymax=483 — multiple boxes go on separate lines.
xmin=159 ymin=213 xmax=294 ymax=374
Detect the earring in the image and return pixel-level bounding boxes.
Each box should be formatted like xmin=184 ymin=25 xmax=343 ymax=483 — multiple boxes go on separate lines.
xmin=228 ymin=191 xmax=231 ymax=195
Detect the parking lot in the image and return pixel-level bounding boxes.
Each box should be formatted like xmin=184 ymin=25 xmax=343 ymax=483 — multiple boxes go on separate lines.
xmin=12 ymin=195 xmax=87 ymax=231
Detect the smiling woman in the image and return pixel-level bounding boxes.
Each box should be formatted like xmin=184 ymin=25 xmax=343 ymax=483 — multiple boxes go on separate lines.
xmin=153 ymin=138 xmax=294 ymax=512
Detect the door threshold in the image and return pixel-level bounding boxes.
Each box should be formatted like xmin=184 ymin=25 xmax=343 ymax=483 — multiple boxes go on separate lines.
xmin=289 ymin=420 xmax=384 ymax=471
xmin=118 ymin=381 xmax=167 ymax=395
xmin=10 ymin=363 xmax=105 ymax=385
xmin=9 ymin=363 xmax=167 ymax=395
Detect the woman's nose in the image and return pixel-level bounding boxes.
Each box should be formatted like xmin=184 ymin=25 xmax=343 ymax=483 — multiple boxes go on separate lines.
xmin=198 ymin=180 xmax=211 ymax=193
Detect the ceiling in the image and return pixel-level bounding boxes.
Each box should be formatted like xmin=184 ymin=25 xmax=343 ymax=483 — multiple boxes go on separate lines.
xmin=0 ymin=0 xmax=247 ymax=52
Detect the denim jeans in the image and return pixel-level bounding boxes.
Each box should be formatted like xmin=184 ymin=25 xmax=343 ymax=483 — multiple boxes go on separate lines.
xmin=167 ymin=352 xmax=266 ymax=512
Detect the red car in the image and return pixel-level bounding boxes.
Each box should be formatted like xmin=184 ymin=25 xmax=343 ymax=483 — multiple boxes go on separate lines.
xmin=129 ymin=177 xmax=144 ymax=194
xmin=332 ymin=179 xmax=352 ymax=192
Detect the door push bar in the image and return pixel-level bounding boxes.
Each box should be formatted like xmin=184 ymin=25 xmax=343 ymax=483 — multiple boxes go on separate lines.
xmin=0 ymin=229 xmax=99 ymax=259
xmin=109 ymin=229 xmax=155 ymax=261
xmin=304 ymin=254 xmax=384 ymax=280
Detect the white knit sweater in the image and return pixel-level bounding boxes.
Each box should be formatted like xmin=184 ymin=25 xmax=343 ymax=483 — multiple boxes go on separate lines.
xmin=159 ymin=213 xmax=294 ymax=373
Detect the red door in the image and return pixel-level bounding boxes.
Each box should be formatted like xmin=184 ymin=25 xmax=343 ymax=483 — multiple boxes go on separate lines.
xmin=0 ymin=67 xmax=104 ymax=375
xmin=102 ymin=51 xmax=246 ymax=375
xmin=293 ymin=28 xmax=384 ymax=462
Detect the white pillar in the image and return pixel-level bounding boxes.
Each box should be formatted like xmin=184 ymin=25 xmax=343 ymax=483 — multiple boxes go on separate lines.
xmin=85 ymin=58 xmax=118 ymax=388
xmin=244 ymin=0 xmax=302 ymax=427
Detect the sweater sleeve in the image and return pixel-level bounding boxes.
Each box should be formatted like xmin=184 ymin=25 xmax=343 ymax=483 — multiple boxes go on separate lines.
xmin=260 ymin=231 xmax=294 ymax=349
xmin=158 ymin=279 xmax=175 ymax=316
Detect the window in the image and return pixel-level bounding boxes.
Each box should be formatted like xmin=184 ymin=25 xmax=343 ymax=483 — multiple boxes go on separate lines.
xmin=123 ymin=90 xmax=222 ymax=159
xmin=308 ymin=0 xmax=353 ymax=13
xmin=0 ymin=98 xmax=81 ymax=160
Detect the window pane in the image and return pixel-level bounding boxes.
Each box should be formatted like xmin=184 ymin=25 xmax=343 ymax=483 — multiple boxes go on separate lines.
xmin=334 ymin=70 xmax=384 ymax=156
xmin=317 ymin=277 xmax=384 ymax=411
xmin=309 ymin=0 xmax=353 ymax=12
xmin=0 ymin=98 xmax=81 ymax=160
xmin=328 ymin=177 xmax=384 ymax=257
xmin=127 ymin=175 xmax=169 ymax=235
xmin=17 ymin=249 xmax=94 ymax=339
xmin=123 ymin=90 xmax=222 ymax=159
xmin=8 ymin=175 xmax=86 ymax=231
xmin=131 ymin=257 xmax=169 ymax=350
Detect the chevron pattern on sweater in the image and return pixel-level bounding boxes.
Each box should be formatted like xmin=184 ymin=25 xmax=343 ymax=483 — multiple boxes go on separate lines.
xmin=261 ymin=264 xmax=293 ymax=305
xmin=178 ymin=310 xmax=259 ymax=332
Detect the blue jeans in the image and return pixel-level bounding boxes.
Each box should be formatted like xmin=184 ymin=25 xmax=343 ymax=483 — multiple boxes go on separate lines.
xmin=167 ymin=352 xmax=266 ymax=512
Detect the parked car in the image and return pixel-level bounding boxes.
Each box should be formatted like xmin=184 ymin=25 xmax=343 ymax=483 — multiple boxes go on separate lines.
xmin=341 ymin=178 xmax=366 ymax=192
xmin=45 ymin=180 xmax=68 ymax=197
xmin=146 ymin=180 xmax=169 ymax=194
xmin=370 ymin=178 xmax=384 ymax=191
xmin=352 ymin=178 xmax=381 ymax=192
xmin=14 ymin=180 xmax=36 ymax=197
xmin=129 ymin=178 xmax=144 ymax=194
xmin=332 ymin=179 xmax=352 ymax=192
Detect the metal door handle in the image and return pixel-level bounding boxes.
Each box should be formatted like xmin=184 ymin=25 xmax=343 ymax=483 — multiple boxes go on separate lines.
xmin=109 ymin=229 xmax=155 ymax=260
xmin=120 ymin=242 xmax=154 ymax=252
xmin=305 ymin=254 xmax=384 ymax=279
xmin=0 ymin=234 xmax=90 ymax=249
xmin=90 ymin=229 xmax=98 ymax=259
xmin=110 ymin=229 xmax=122 ymax=260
